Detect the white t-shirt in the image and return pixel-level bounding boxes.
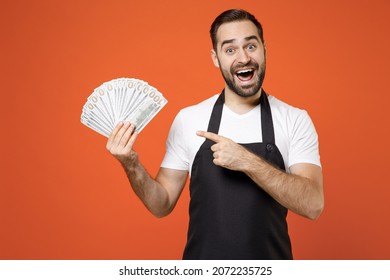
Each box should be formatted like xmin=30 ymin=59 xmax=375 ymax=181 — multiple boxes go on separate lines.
xmin=161 ymin=94 xmax=321 ymax=175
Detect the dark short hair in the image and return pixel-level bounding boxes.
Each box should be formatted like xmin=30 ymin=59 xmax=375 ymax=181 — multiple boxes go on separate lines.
xmin=210 ymin=9 xmax=264 ymax=51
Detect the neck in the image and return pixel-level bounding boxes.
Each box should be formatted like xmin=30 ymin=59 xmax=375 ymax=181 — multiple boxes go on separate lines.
xmin=224 ymin=87 xmax=262 ymax=114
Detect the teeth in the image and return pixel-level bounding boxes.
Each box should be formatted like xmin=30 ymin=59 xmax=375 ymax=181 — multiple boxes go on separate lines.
xmin=237 ymin=69 xmax=253 ymax=74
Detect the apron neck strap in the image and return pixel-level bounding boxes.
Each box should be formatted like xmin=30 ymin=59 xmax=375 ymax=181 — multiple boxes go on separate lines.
xmin=260 ymin=90 xmax=275 ymax=144
xmin=206 ymin=89 xmax=225 ymax=134
xmin=207 ymin=89 xmax=275 ymax=144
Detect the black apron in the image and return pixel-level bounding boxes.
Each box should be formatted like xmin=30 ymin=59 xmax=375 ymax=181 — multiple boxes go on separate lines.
xmin=182 ymin=90 xmax=292 ymax=260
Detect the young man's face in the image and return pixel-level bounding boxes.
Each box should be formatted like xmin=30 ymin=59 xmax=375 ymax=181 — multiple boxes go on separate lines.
xmin=212 ymin=20 xmax=266 ymax=98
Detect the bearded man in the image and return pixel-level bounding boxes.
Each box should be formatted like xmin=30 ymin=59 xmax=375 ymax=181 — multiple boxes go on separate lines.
xmin=106 ymin=9 xmax=324 ymax=260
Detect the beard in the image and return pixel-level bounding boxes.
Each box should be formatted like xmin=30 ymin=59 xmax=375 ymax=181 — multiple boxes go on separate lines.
xmin=219 ymin=58 xmax=266 ymax=98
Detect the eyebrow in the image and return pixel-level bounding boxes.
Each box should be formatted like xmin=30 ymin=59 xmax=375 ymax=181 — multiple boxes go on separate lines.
xmin=220 ymin=35 xmax=260 ymax=50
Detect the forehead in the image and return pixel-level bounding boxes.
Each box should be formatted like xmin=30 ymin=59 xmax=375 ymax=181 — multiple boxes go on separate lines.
xmin=216 ymin=20 xmax=259 ymax=45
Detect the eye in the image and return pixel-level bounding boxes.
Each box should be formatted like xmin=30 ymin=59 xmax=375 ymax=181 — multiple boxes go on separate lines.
xmin=225 ymin=48 xmax=235 ymax=55
xmin=247 ymin=44 xmax=257 ymax=51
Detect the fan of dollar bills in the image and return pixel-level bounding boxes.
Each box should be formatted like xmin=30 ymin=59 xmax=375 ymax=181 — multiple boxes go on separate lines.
xmin=81 ymin=78 xmax=167 ymax=137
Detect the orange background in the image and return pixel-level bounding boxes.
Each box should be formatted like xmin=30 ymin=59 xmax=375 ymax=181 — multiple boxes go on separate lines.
xmin=1 ymin=0 xmax=389 ymax=259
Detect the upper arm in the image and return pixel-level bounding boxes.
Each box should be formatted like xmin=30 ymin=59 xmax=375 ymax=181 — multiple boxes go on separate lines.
xmin=156 ymin=167 xmax=188 ymax=211
xmin=288 ymin=109 xmax=321 ymax=168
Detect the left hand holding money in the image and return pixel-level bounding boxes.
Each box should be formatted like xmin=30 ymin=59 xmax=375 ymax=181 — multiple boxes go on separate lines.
xmin=106 ymin=122 xmax=139 ymax=166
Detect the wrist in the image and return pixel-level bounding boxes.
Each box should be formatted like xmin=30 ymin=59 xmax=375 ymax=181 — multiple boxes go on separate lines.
xmin=243 ymin=150 xmax=265 ymax=174
xmin=119 ymin=152 xmax=139 ymax=171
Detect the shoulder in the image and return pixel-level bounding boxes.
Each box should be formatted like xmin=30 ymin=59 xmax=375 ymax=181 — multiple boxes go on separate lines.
xmin=177 ymin=94 xmax=219 ymax=119
xmin=268 ymin=94 xmax=318 ymax=147
xmin=269 ymin=95 xmax=308 ymax=117
xmin=172 ymin=94 xmax=219 ymax=130
xmin=268 ymin=95 xmax=320 ymax=168
xmin=268 ymin=95 xmax=314 ymax=129
xmin=168 ymin=94 xmax=219 ymax=136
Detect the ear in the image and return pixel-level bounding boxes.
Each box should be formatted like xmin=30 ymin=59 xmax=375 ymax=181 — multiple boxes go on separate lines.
xmin=211 ymin=49 xmax=220 ymax=68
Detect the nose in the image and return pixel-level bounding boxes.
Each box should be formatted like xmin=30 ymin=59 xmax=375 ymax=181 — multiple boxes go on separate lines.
xmin=237 ymin=49 xmax=250 ymax=64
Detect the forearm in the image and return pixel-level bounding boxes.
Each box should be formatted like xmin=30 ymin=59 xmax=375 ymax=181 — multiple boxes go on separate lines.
xmin=243 ymin=152 xmax=324 ymax=220
xmin=106 ymin=122 xmax=173 ymax=218
xmin=121 ymin=153 xmax=171 ymax=218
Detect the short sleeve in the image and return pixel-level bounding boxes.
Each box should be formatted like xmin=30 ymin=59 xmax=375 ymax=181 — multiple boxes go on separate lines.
xmin=288 ymin=110 xmax=321 ymax=168
xmin=160 ymin=111 xmax=189 ymax=171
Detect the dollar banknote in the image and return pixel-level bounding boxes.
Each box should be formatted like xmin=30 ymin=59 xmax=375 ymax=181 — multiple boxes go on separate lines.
xmin=81 ymin=78 xmax=167 ymax=137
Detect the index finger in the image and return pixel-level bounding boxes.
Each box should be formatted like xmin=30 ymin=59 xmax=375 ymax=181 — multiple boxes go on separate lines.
xmin=196 ymin=130 xmax=224 ymax=143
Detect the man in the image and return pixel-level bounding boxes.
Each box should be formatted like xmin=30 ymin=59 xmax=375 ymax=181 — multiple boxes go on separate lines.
xmin=106 ymin=9 xmax=324 ymax=260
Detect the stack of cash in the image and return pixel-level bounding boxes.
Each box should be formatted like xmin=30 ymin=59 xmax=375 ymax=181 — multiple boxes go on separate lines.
xmin=81 ymin=78 xmax=167 ymax=137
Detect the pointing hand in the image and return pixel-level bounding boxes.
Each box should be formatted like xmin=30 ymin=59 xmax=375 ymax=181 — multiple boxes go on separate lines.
xmin=196 ymin=130 xmax=251 ymax=171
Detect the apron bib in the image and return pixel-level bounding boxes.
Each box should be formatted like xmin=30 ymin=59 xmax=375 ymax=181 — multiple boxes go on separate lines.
xmin=183 ymin=90 xmax=292 ymax=260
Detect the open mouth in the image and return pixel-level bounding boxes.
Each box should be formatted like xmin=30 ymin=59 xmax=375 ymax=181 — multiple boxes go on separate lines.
xmin=235 ymin=69 xmax=255 ymax=82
